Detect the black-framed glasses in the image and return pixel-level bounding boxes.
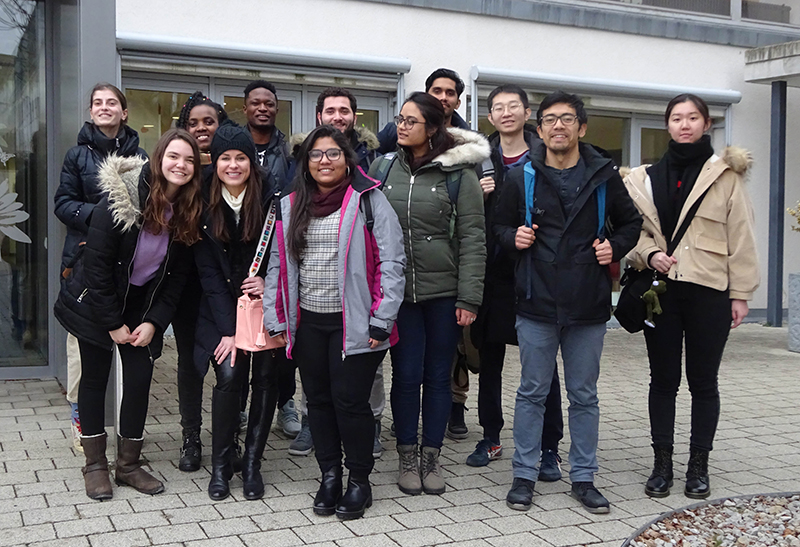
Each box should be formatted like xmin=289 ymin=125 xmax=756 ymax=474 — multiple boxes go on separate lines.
xmin=539 ymin=113 xmax=579 ymax=127
xmin=394 ymin=115 xmax=424 ymax=129
xmin=308 ymin=148 xmax=343 ymax=162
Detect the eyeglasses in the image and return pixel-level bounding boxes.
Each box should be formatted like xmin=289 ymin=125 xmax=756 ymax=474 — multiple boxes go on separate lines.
xmin=308 ymin=148 xmax=343 ymax=162
xmin=490 ymin=102 xmax=524 ymax=115
xmin=540 ymin=113 xmax=579 ymax=127
xmin=394 ymin=115 xmax=424 ymax=129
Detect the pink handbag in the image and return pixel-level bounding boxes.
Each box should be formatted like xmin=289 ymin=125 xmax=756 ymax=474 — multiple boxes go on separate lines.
xmin=234 ymin=202 xmax=284 ymax=352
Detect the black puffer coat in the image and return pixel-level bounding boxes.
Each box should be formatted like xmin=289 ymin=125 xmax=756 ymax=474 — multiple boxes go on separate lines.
xmin=193 ymin=172 xmax=278 ymax=373
xmin=54 ymin=157 xmax=190 ymax=357
xmin=54 ymin=123 xmax=147 ymax=274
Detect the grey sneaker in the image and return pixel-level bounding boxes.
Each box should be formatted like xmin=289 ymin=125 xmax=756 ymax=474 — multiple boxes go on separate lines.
xmin=277 ymin=399 xmax=301 ymax=438
xmin=397 ymin=444 xmax=422 ymax=495
xmin=420 ymin=446 xmax=446 ymax=495
xmin=372 ymin=419 xmax=382 ymax=459
xmin=288 ymin=416 xmax=313 ymax=456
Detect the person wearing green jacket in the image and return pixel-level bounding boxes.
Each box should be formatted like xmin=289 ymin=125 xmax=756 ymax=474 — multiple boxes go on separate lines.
xmin=370 ymin=92 xmax=489 ymax=496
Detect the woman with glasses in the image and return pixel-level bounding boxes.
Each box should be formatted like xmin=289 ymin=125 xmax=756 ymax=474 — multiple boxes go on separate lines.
xmin=370 ymin=92 xmax=489 ymax=496
xmin=264 ymin=125 xmax=405 ymax=520
xmin=623 ymin=94 xmax=759 ymax=499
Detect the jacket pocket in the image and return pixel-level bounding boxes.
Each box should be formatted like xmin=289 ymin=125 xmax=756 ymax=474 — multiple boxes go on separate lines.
xmin=695 ymin=234 xmax=727 ymax=255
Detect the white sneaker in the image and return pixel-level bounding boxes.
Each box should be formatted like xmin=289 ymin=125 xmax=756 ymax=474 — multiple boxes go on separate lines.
xmin=71 ymin=420 xmax=83 ymax=452
xmin=276 ymin=400 xmax=301 ymax=438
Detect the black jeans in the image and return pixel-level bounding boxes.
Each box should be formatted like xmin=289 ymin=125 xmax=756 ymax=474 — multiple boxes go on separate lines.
xmin=644 ymin=280 xmax=731 ymax=452
xmin=78 ymin=284 xmax=155 ymax=438
xmin=293 ymin=310 xmax=383 ymax=477
xmin=276 ymin=353 xmax=297 ymax=409
xmin=478 ymin=341 xmax=563 ymax=450
xmin=172 ymin=270 xmax=204 ymax=431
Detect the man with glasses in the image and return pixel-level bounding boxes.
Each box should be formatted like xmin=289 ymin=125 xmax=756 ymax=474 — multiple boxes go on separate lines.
xmin=466 ymin=85 xmax=565 ymax=481
xmin=493 ymin=91 xmax=642 ymax=514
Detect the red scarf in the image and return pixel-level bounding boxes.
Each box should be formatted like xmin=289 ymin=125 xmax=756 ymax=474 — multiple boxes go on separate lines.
xmin=311 ymin=176 xmax=351 ymax=217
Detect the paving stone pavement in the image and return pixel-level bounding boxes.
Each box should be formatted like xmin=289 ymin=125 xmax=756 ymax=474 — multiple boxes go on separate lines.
xmin=1 ymin=323 xmax=799 ymax=547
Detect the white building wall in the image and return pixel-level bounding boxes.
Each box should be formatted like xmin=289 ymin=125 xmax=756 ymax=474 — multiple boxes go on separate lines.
xmin=117 ymin=0 xmax=800 ymax=310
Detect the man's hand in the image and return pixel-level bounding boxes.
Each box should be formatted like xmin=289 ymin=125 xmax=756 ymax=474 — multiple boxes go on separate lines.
xmin=479 ymin=176 xmax=496 ymax=196
xmin=593 ymin=238 xmax=613 ymax=266
xmin=109 ymin=325 xmax=134 ymax=345
xmin=515 ymin=225 xmax=538 ymax=250
xmin=130 ymin=322 xmax=156 ymax=347
xmin=731 ymin=299 xmax=749 ymax=328
xmin=649 ymin=251 xmax=678 ymax=274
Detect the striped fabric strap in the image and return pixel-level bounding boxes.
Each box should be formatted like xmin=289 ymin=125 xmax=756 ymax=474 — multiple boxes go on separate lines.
xmin=248 ymin=201 xmax=277 ymax=278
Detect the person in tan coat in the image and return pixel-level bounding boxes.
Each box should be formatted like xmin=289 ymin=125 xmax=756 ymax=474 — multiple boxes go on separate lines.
xmin=623 ymin=93 xmax=759 ymax=501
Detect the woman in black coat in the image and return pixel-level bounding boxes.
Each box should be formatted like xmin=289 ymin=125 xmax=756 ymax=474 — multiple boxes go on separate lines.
xmin=53 ymin=83 xmax=147 ymax=451
xmin=55 ymin=128 xmax=203 ymax=501
xmin=194 ymin=124 xmax=280 ymax=501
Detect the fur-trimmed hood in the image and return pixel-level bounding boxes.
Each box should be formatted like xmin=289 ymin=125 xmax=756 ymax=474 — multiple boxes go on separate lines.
xmin=434 ymin=127 xmax=491 ymax=168
xmin=620 ymin=146 xmax=752 ymax=180
xmin=96 ymin=154 xmax=148 ymax=232
xmin=289 ymin=126 xmax=380 ymax=156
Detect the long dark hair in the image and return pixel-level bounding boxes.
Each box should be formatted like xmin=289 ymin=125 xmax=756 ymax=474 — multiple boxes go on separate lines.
xmin=208 ymin=155 xmax=264 ymax=243
xmin=400 ymin=92 xmax=456 ymax=172
xmin=89 ymin=83 xmax=128 ymax=126
xmin=287 ymin=125 xmax=357 ymax=262
xmin=143 ymin=128 xmax=202 ymax=245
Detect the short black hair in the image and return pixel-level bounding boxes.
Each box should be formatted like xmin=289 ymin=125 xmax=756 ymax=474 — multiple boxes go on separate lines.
xmin=665 ymin=93 xmax=710 ymax=125
xmin=316 ymin=87 xmax=357 ymax=115
xmin=425 ymin=68 xmax=465 ymax=97
xmin=243 ymin=80 xmax=278 ymax=101
xmin=487 ymin=84 xmax=530 ymax=110
xmin=176 ymin=91 xmax=228 ymax=130
xmin=536 ymin=90 xmax=588 ymax=127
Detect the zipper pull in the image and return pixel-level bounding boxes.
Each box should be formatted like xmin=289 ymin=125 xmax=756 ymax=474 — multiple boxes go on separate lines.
xmin=341 ymin=350 xmax=346 ymax=362
xmin=77 ymin=288 xmax=88 ymax=303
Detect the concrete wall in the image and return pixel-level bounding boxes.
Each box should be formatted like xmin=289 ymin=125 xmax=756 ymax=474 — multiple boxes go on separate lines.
xmin=117 ymin=0 xmax=800 ymax=309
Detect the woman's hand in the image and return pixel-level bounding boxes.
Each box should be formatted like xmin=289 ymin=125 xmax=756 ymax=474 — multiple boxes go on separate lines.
xmin=130 ymin=322 xmax=156 ymax=347
xmin=649 ymin=252 xmax=677 ymax=274
xmin=241 ymin=276 xmax=265 ymax=298
xmin=368 ymin=338 xmax=381 ymax=349
xmin=456 ymin=308 xmax=477 ymax=327
xmin=109 ymin=325 xmax=134 ymax=345
xmin=215 ymin=336 xmax=236 ymax=366
xmin=731 ymin=299 xmax=749 ymax=329
xmin=479 ymin=176 xmax=496 ymax=197
xmin=272 ymin=332 xmax=287 ymax=346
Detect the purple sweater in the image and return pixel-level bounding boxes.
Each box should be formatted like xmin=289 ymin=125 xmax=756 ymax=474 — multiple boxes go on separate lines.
xmin=130 ymin=206 xmax=173 ymax=287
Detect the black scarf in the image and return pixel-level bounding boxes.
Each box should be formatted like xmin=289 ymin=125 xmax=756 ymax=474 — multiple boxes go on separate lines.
xmin=646 ymin=135 xmax=713 ymax=241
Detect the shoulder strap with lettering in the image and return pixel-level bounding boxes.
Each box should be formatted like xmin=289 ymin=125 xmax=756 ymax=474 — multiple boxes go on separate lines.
xmin=248 ymin=201 xmax=278 ymax=277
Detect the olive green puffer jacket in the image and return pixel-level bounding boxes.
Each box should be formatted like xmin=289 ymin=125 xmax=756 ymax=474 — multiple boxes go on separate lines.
xmin=370 ymin=127 xmax=490 ymax=313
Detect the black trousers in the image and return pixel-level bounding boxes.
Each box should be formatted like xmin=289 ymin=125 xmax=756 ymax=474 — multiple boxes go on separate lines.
xmin=78 ymin=284 xmax=155 ymax=438
xmin=293 ymin=310 xmax=383 ymax=477
xmin=643 ymin=280 xmax=731 ymax=452
xmin=173 ymin=271 xmax=204 ymax=431
xmin=478 ymin=341 xmax=563 ymax=449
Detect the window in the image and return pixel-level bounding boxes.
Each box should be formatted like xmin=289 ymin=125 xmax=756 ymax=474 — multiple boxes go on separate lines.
xmin=126 ymin=89 xmax=193 ymax=155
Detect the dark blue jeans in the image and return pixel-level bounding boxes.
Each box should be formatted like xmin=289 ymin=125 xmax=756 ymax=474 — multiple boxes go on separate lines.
xmin=390 ymin=297 xmax=462 ymax=449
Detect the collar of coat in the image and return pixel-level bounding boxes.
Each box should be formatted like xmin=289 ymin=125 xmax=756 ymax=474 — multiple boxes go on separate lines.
xmin=289 ymin=126 xmax=380 ymax=155
xmin=96 ymin=154 xmax=149 ymax=233
xmin=432 ymin=127 xmax=491 ymax=168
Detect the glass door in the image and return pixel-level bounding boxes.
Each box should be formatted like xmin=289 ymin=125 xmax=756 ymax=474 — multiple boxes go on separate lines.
xmin=631 ymin=118 xmax=670 ymax=168
xmin=217 ymin=87 xmax=302 ymax=139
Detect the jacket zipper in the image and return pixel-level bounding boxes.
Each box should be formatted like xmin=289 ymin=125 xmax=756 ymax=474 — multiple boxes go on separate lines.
xmin=406 ymin=174 xmax=417 ymax=302
xmin=77 ymin=288 xmax=88 ymax=303
xmin=120 ymin=238 xmax=138 ymax=317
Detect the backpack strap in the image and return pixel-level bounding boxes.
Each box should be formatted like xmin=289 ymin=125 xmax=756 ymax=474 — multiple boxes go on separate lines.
xmin=596 ymin=180 xmax=607 ymax=240
xmin=361 ymin=191 xmax=374 ymax=233
xmin=445 ymin=170 xmax=463 ymax=239
xmin=523 ymin=162 xmax=536 ymax=228
xmin=374 ymin=152 xmax=397 ymax=187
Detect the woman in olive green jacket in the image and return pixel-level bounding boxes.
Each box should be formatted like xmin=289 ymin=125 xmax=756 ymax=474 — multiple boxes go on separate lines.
xmin=370 ymin=92 xmax=489 ymax=496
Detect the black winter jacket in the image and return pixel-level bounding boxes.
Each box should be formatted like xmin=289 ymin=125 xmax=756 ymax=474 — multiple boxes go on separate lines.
xmin=54 ymin=157 xmax=190 ymax=357
xmin=493 ymin=141 xmax=642 ymax=326
xmin=193 ymin=173 xmax=279 ymax=373
xmin=54 ymin=123 xmax=147 ymax=272
xmin=250 ymin=126 xmax=291 ymax=190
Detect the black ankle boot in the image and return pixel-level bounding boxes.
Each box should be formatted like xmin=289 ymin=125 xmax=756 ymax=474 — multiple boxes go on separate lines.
xmin=208 ymin=388 xmax=239 ymax=501
xmin=336 ymin=474 xmax=372 ymax=520
xmin=179 ymin=428 xmax=202 ymax=472
xmin=314 ymin=466 xmax=343 ymax=516
xmin=242 ymin=386 xmax=278 ymax=500
xmin=645 ymin=444 xmax=673 ymax=498
xmin=685 ymin=447 xmax=710 ymax=499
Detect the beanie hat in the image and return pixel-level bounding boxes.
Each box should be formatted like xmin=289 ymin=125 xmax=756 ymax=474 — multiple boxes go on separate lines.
xmin=210 ymin=123 xmax=257 ymax=167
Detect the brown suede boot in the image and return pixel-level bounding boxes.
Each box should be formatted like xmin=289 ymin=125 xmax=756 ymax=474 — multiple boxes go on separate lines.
xmin=115 ymin=437 xmax=164 ymax=495
xmin=81 ymin=433 xmax=112 ymax=500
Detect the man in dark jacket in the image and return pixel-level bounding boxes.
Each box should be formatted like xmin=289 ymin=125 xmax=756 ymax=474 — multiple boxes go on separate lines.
xmin=316 ymin=87 xmax=380 ymax=172
xmin=494 ymin=91 xmax=642 ymax=514
xmin=243 ymin=80 xmax=291 ymax=190
xmin=467 ymin=85 xmax=565 ymax=481
xmin=377 ymin=68 xmax=470 ymax=154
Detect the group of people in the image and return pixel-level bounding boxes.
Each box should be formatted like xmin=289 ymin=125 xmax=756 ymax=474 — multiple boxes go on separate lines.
xmin=53 ymin=66 xmax=759 ymax=521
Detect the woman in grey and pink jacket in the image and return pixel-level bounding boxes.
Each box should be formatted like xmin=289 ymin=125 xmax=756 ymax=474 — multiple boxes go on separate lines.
xmin=263 ymin=125 xmax=405 ymax=521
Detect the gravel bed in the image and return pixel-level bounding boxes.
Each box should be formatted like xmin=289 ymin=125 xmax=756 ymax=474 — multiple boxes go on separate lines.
xmin=629 ymin=495 xmax=800 ymax=547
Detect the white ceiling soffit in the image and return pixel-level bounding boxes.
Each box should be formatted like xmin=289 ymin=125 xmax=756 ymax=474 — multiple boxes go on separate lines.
xmin=117 ymin=32 xmax=412 ymax=76
xmin=471 ymin=66 xmax=742 ymax=106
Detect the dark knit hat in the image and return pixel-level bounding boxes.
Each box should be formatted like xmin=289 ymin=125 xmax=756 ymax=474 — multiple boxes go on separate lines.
xmin=210 ymin=123 xmax=257 ymax=167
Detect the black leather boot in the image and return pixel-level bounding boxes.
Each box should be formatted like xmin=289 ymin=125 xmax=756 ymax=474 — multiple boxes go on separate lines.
xmin=241 ymin=386 xmax=278 ymax=500
xmin=314 ymin=466 xmax=343 ymax=516
xmin=685 ymin=447 xmax=710 ymax=499
xmin=645 ymin=444 xmax=673 ymax=498
xmin=208 ymin=388 xmax=240 ymax=501
xmin=336 ymin=473 xmax=372 ymax=520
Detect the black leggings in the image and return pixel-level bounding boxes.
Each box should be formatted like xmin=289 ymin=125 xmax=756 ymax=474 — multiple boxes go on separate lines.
xmin=293 ymin=310 xmax=384 ymax=477
xmin=78 ymin=284 xmax=156 ymax=439
xmin=173 ymin=270 xmax=204 ymax=431
xmin=644 ymin=280 xmax=731 ymax=452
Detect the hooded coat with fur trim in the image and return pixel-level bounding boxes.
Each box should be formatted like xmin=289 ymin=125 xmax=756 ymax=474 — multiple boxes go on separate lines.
xmin=54 ymin=156 xmax=191 ymax=355
xmin=623 ymin=146 xmax=760 ymax=300
xmin=369 ymin=127 xmax=490 ymax=312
